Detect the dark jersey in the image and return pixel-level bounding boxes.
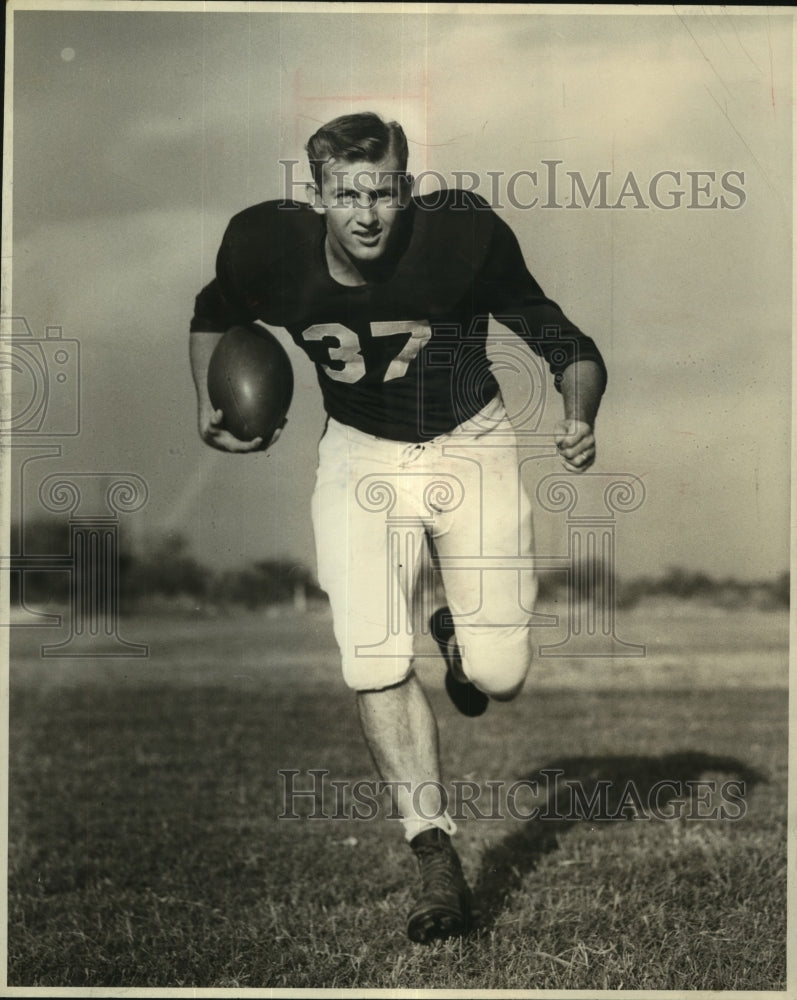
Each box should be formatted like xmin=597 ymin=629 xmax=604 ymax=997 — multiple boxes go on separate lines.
xmin=191 ymin=191 xmax=607 ymax=442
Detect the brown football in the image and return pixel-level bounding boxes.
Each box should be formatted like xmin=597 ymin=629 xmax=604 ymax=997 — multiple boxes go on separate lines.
xmin=207 ymin=325 xmax=293 ymax=448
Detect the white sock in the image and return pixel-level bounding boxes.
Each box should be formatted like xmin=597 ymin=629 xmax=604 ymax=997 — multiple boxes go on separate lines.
xmin=402 ymin=811 xmax=458 ymax=843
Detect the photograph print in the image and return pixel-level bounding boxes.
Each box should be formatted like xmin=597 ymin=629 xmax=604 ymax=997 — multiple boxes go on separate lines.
xmin=2 ymin=3 xmax=792 ymax=994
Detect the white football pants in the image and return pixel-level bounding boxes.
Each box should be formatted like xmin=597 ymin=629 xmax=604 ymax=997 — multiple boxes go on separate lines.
xmin=311 ymin=396 xmax=537 ymax=694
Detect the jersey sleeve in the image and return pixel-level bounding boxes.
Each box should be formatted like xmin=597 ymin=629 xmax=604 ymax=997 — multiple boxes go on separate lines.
xmin=475 ymin=213 xmax=607 ymax=393
xmin=189 ymin=222 xmax=261 ymax=333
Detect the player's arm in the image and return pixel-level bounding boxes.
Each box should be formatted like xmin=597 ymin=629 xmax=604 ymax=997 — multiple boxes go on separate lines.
xmin=554 ymin=359 xmax=604 ymax=473
xmin=478 ymin=213 xmax=607 ymax=474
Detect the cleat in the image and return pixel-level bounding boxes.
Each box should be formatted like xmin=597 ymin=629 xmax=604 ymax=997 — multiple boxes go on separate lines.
xmin=430 ymin=607 xmax=488 ymax=717
xmin=407 ymin=827 xmax=472 ymax=944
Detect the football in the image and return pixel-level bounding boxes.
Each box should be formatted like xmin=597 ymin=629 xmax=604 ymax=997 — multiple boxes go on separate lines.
xmin=207 ymin=324 xmax=294 ymax=447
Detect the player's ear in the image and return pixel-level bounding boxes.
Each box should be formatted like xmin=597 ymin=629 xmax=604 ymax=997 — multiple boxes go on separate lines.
xmin=398 ymin=172 xmax=414 ymax=206
xmin=306 ymin=182 xmax=326 ymax=215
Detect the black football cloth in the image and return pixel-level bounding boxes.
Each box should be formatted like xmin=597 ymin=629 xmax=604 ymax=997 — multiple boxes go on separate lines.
xmin=191 ymin=191 xmax=607 ymax=442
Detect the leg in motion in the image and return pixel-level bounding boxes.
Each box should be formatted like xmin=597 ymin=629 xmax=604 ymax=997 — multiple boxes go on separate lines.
xmin=357 ymin=675 xmax=472 ymax=943
xmin=429 ymin=605 xmax=489 ymax=717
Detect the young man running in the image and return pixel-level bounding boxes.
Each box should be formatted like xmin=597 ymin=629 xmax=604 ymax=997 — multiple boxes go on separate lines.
xmin=190 ymin=112 xmax=606 ymax=944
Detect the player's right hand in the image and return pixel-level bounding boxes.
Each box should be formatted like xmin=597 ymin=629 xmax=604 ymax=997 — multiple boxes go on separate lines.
xmin=199 ymin=407 xmax=264 ymax=453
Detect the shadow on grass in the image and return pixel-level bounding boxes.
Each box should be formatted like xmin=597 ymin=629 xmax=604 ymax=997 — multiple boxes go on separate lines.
xmin=470 ymin=750 xmax=766 ymax=933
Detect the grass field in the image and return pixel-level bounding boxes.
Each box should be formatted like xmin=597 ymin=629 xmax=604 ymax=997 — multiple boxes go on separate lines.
xmin=7 ymin=603 xmax=789 ymax=991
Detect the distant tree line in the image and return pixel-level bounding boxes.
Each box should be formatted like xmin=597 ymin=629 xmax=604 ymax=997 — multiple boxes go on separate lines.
xmin=8 ymin=518 xmax=789 ymax=613
xmin=537 ymin=561 xmax=789 ymax=611
xmin=8 ymin=519 xmax=325 ymax=613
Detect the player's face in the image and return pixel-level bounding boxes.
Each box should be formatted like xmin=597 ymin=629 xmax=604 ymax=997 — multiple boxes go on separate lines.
xmin=315 ymin=153 xmax=411 ymax=272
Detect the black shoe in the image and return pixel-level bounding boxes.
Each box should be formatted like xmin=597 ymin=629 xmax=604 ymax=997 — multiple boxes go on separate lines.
xmin=407 ymin=828 xmax=472 ymax=944
xmin=430 ymin=607 xmax=488 ymax=717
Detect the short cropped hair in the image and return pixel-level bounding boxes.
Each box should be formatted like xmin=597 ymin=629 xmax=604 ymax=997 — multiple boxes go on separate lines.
xmin=306 ymin=112 xmax=409 ymax=187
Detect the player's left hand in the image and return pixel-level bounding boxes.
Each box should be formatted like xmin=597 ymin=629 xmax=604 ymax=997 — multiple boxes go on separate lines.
xmin=554 ymin=419 xmax=596 ymax=473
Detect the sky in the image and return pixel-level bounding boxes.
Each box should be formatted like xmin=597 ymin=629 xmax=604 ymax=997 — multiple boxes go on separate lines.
xmin=4 ymin=4 xmax=793 ymax=582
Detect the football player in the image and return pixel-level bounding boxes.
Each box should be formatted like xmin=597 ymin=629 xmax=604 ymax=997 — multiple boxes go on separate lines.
xmin=190 ymin=112 xmax=606 ymax=944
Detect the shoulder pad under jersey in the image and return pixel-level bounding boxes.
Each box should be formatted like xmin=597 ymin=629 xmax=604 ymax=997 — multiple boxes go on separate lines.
xmin=383 ymin=190 xmax=496 ymax=314
xmin=219 ymin=200 xmax=327 ymax=326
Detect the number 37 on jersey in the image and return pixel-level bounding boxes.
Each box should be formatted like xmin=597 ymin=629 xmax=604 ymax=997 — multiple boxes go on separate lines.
xmin=301 ymin=321 xmax=432 ymax=385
